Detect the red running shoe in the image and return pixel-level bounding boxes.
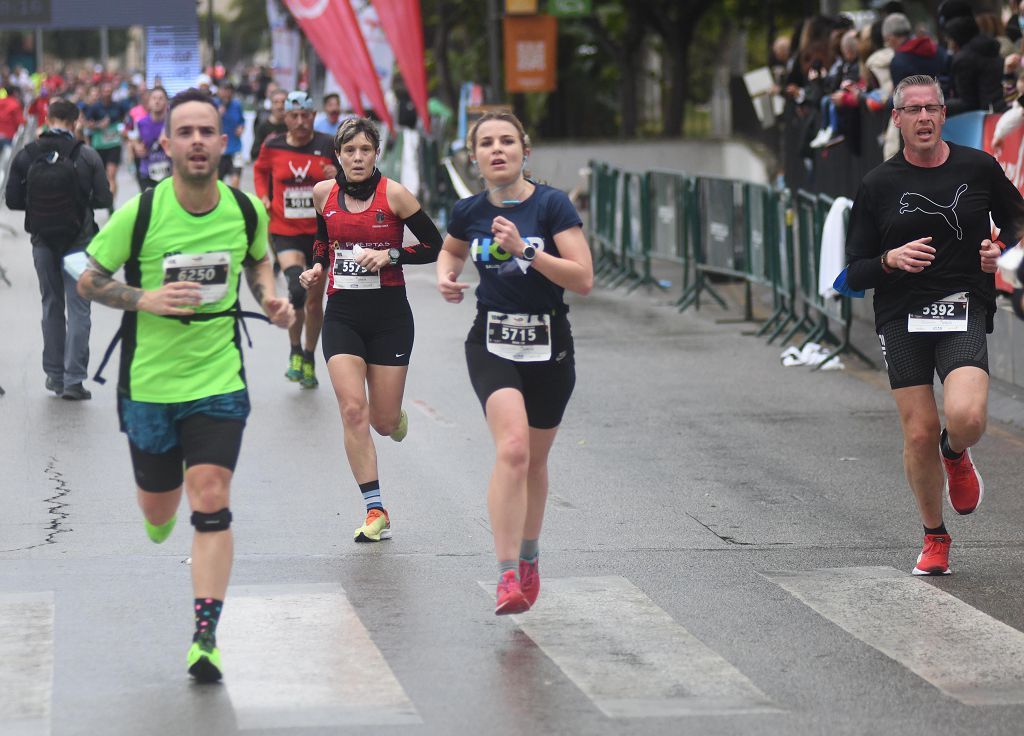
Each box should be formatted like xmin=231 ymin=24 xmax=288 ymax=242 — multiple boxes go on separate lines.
xmin=943 ymin=447 xmax=984 ymax=515
xmin=912 ymin=533 xmax=952 ymax=576
xmin=519 ymin=558 xmax=540 ymax=607
xmin=495 ymin=570 xmax=530 ymax=615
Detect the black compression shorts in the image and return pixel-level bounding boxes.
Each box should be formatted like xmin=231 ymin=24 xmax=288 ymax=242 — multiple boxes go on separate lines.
xmin=321 ymin=288 xmax=414 ymax=366
xmin=271 ymin=233 xmax=315 ymax=263
xmin=464 ymin=309 xmax=576 ymax=429
xmin=128 ymin=415 xmax=245 ymax=493
xmin=877 ymin=298 xmax=989 ymax=390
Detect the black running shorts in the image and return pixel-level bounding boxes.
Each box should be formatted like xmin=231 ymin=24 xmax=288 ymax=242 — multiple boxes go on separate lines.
xmin=98 ymin=146 xmax=122 ymax=167
xmin=464 ymin=309 xmax=576 ymax=430
xmin=271 ymin=233 xmax=315 ymax=264
xmin=321 ymin=288 xmax=414 ymax=366
xmin=877 ymin=299 xmax=989 ymax=390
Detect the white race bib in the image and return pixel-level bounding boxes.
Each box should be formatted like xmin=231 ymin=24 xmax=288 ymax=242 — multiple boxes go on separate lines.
xmin=100 ymin=127 xmax=120 ymax=145
xmin=147 ymin=159 xmax=170 ymax=181
xmin=907 ymin=292 xmax=968 ymax=332
xmin=486 ymin=312 xmax=552 ymax=362
xmin=163 ymin=251 xmax=231 ymax=305
xmin=283 ymin=186 xmax=315 ymax=219
xmin=332 ymin=247 xmax=380 ymax=290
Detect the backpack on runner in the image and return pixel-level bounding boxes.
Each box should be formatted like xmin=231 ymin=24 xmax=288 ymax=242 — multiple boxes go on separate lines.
xmin=25 ymin=136 xmax=86 ymax=247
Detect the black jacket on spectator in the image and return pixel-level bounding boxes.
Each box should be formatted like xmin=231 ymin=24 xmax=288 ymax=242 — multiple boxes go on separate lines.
xmin=890 ymin=36 xmax=951 ymax=94
xmin=5 ymin=129 xmax=112 ymax=251
xmin=946 ymin=34 xmax=1007 ymax=115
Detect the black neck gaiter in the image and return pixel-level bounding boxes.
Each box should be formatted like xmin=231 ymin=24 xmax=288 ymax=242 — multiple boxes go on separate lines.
xmin=338 ymin=167 xmax=382 ymax=201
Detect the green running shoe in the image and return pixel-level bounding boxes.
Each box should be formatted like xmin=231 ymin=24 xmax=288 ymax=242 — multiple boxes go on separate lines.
xmin=285 ymin=352 xmax=303 ymax=382
xmin=144 ymin=514 xmax=176 ymax=544
xmin=389 ymin=409 xmax=408 ymax=442
xmin=300 ymin=357 xmax=318 ymax=389
xmin=187 ymin=632 xmax=223 ymax=682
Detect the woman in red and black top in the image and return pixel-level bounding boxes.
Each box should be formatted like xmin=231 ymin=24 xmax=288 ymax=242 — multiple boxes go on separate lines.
xmin=300 ymin=117 xmax=442 ymax=543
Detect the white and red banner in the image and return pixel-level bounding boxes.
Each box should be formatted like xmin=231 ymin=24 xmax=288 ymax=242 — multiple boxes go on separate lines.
xmin=267 ymin=0 xmax=300 ymax=92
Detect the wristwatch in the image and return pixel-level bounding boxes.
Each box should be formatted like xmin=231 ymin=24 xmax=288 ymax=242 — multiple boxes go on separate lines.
xmin=387 ymin=248 xmax=400 ymax=266
xmin=520 ymin=244 xmax=537 ymax=261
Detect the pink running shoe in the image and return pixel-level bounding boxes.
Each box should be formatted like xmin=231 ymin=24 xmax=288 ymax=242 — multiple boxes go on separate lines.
xmin=495 ymin=570 xmax=530 ymax=615
xmin=519 ymin=558 xmax=540 ymax=607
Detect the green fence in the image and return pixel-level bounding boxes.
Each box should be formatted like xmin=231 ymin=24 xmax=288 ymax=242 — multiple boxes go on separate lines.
xmin=587 ymin=161 xmax=874 ymax=369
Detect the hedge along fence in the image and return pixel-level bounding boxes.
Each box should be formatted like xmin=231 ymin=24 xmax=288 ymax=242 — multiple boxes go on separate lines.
xmin=588 ymin=161 xmax=873 ymax=370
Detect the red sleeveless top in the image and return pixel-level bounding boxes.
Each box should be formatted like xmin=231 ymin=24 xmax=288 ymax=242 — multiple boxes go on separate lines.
xmin=322 ymin=176 xmax=406 ymax=295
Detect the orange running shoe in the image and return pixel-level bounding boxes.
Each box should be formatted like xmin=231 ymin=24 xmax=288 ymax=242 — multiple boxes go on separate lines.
xmin=519 ymin=558 xmax=540 ymax=607
xmin=912 ymin=533 xmax=952 ymax=576
xmin=354 ymin=508 xmax=391 ymax=543
xmin=943 ymin=447 xmax=984 ymax=515
xmin=495 ymin=570 xmax=530 ymax=615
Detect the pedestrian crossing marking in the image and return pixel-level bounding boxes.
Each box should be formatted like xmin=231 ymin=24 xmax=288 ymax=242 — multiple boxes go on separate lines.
xmin=484 ymin=576 xmax=782 ymax=718
xmin=0 ymin=592 xmax=53 ymax=736
xmin=760 ymin=566 xmax=1024 ymax=705
xmin=219 ymin=584 xmax=420 ymax=729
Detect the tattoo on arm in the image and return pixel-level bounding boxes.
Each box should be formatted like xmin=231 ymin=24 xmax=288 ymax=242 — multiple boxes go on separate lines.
xmin=80 ymin=257 xmax=144 ymax=310
xmin=244 ymin=256 xmax=269 ymax=307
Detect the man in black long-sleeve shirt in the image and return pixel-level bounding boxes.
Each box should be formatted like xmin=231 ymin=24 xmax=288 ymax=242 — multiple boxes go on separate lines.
xmin=845 ymin=74 xmax=1024 ymax=576
xmin=5 ymin=98 xmax=113 ymax=399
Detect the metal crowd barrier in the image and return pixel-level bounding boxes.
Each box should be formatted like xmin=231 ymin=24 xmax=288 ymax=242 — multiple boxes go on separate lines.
xmin=587 ymin=160 xmax=873 ymax=369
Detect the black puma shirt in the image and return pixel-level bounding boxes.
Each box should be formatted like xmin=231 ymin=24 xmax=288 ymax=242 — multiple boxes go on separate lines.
xmin=845 ymin=141 xmax=1024 ymax=331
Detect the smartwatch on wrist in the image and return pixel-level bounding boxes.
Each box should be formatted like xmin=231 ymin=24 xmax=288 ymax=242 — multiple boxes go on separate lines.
xmin=387 ymin=248 xmax=400 ymax=266
xmin=881 ymin=249 xmax=894 ymax=273
xmin=520 ymin=244 xmax=537 ymax=261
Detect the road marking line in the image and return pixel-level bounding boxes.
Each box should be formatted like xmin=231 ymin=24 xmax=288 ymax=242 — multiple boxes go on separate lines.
xmin=220 ymin=584 xmax=420 ymax=729
xmin=482 ymin=576 xmax=781 ymax=717
xmin=761 ymin=566 xmax=1024 ymax=705
xmin=0 ymin=592 xmax=53 ymax=736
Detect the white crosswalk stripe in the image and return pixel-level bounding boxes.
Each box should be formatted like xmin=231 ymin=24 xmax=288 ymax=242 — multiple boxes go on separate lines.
xmin=761 ymin=566 xmax=1024 ymax=705
xmin=490 ymin=576 xmax=782 ymax=718
xmin=218 ymin=584 xmax=420 ymax=730
xmin=0 ymin=592 xmax=53 ymax=736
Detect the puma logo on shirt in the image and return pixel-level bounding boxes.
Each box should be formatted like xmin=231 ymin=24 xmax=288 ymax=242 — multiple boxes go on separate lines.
xmin=899 ymin=183 xmax=968 ymax=241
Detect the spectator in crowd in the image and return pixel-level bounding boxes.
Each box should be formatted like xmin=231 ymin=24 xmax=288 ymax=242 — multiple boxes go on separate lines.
xmin=889 ymin=14 xmax=950 ymax=91
xmin=810 ymin=29 xmax=862 ymax=149
xmin=4 ymin=98 xmax=113 ymax=400
xmin=992 ymin=66 xmax=1024 ymax=153
xmin=943 ymin=13 xmax=1006 ymax=115
xmin=0 ymin=85 xmax=24 ymax=148
xmin=217 ymin=81 xmax=245 ymax=186
xmin=976 ymin=11 xmax=1015 ymax=59
xmin=314 ymin=92 xmax=344 ymax=135
xmin=27 ymin=86 xmax=49 ymax=127
xmin=251 ymin=87 xmax=287 ymax=160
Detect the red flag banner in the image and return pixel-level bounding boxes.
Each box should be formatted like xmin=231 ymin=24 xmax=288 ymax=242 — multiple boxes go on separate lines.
xmin=371 ymin=0 xmax=431 ymax=133
xmin=283 ymin=0 xmax=365 ymax=116
xmin=284 ymin=0 xmax=394 ymax=129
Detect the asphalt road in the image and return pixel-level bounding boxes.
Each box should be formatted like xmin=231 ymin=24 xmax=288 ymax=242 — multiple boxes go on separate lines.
xmin=3 ymin=169 xmax=1024 ymax=736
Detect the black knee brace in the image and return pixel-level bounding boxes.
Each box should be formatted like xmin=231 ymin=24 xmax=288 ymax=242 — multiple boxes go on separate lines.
xmin=285 ymin=265 xmax=306 ymax=309
xmin=191 ymin=508 xmax=232 ymax=532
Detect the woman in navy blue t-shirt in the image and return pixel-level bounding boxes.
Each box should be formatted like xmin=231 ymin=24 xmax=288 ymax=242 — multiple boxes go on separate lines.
xmin=437 ymin=112 xmax=594 ymax=615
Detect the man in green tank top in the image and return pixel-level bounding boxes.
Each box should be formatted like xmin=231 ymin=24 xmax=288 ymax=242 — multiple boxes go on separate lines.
xmin=78 ymin=88 xmax=294 ymax=683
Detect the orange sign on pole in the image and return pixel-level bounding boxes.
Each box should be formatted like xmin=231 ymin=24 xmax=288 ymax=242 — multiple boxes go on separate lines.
xmin=503 ymin=14 xmax=557 ymax=93
xmin=505 ymin=0 xmax=539 ymax=13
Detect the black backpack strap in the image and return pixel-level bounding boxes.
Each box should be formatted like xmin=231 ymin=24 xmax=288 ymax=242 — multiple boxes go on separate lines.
xmin=130 ymin=187 xmax=156 ymax=273
xmin=228 ymin=186 xmax=258 ymax=248
xmin=93 ymin=190 xmax=155 ymax=385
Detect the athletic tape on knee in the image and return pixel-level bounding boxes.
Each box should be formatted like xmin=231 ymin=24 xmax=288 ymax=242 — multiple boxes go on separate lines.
xmin=285 ymin=265 xmax=306 ymax=309
xmin=191 ymin=507 xmax=232 ymax=532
